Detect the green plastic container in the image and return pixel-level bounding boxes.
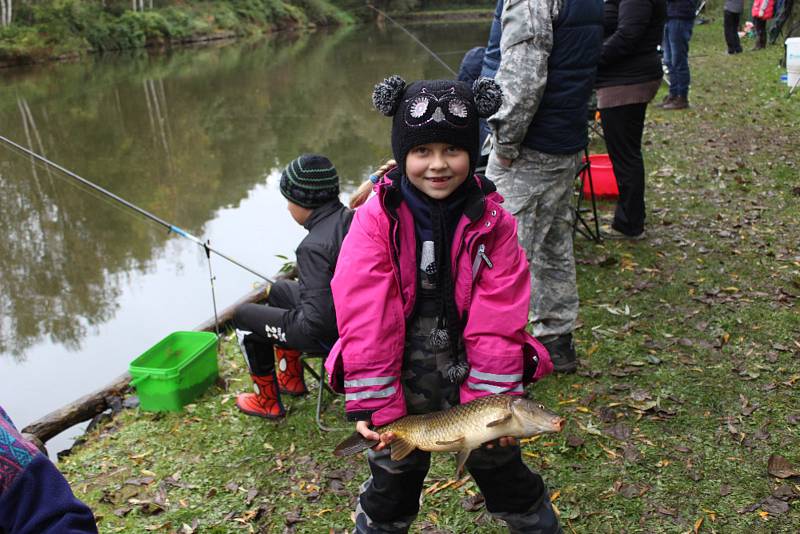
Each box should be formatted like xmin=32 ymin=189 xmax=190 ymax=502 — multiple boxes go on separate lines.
xmin=129 ymin=331 xmax=219 ymax=412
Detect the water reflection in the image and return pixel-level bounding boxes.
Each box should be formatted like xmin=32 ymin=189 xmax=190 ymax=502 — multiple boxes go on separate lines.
xmin=0 ymin=21 xmax=489 ymax=439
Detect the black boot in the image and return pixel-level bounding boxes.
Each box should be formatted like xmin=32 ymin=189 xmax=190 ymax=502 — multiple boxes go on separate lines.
xmin=493 ymin=490 xmax=563 ymax=534
xmin=542 ymin=334 xmax=577 ymax=374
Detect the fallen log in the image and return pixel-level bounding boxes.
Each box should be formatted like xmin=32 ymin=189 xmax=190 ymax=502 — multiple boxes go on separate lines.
xmin=20 ymin=372 xmax=133 ymax=446
xmin=21 ymin=284 xmax=269 ymax=446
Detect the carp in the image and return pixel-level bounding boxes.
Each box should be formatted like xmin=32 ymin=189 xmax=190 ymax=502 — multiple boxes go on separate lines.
xmin=333 ymin=394 xmax=564 ymax=475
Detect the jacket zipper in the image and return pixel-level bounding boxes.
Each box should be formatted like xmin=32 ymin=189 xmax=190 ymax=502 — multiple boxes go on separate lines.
xmin=471 ymin=243 xmax=493 ymax=280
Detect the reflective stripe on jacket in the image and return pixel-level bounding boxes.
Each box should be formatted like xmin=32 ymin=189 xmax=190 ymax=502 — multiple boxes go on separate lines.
xmin=325 ymin=171 xmax=552 ymax=426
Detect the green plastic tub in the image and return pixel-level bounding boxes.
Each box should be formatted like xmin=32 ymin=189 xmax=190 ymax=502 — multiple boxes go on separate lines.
xmin=129 ymin=331 xmax=219 ymax=412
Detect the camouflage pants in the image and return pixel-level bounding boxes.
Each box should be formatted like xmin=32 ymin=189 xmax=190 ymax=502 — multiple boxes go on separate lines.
xmin=486 ymin=147 xmax=580 ymax=340
xmin=354 ymin=447 xmax=557 ymax=533
xmin=401 ymin=315 xmax=461 ymax=415
xmin=353 ymin=317 xmax=555 ymax=533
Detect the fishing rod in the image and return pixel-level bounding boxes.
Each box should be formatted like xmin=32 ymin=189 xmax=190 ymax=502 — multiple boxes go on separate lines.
xmin=367 ymin=4 xmax=458 ymax=77
xmin=0 ymin=134 xmax=274 ymax=284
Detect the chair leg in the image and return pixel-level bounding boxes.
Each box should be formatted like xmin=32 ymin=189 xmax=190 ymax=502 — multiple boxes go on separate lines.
xmin=300 ymin=353 xmax=345 ymax=432
xmin=574 ymin=147 xmax=601 ymax=243
xmin=315 ymin=357 xmax=328 ymax=431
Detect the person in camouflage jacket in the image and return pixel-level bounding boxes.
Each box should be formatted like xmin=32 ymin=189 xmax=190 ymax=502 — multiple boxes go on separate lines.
xmin=486 ymin=0 xmax=603 ymax=374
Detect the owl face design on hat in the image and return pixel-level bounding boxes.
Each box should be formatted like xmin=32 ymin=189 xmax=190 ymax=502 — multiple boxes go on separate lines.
xmin=405 ymin=87 xmax=471 ymax=129
xmin=372 ymin=75 xmax=503 ymax=177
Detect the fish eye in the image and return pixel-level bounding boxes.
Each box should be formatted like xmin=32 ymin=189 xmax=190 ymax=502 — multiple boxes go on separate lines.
xmin=537 ymin=404 xmax=544 ymax=410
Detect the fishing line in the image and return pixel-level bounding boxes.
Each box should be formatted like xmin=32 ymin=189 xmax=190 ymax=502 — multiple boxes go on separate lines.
xmin=367 ymin=4 xmax=458 ymax=77
xmin=19 ymin=150 xmax=159 ymax=229
xmin=0 ymin=134 xmax=273 ymax=284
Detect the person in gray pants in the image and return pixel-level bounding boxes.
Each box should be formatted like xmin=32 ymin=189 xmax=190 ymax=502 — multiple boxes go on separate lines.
xmin=486 ymin=0 xmax=603 ymax=373
xmin=723 ymin=0 xmax=744 ymax=54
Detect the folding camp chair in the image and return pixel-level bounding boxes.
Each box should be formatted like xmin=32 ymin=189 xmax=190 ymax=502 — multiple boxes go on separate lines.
xmin=574 ymin=99 xmax=602 ymax=242
xmin=300 ymin=351 xmax=344 ymax=431
xmin=769 ymin=0 xmax=796 ymax=45
xmin=574 ymin=148 xmax=602 ymax=242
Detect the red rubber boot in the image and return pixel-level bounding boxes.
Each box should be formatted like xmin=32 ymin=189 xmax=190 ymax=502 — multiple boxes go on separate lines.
xmin=275 ymin=347 xmax=307 ymax=396
xmin=236 ymin=372 xmax=285 ymax=419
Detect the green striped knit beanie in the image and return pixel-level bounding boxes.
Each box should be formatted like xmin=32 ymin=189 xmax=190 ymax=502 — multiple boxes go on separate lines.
xmin=279 ymin=154 xmax=340 ymax=209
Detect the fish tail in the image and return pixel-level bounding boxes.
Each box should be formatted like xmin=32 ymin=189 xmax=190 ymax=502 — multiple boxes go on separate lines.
xmin=333 ymin=431 xmax=378 ymax=457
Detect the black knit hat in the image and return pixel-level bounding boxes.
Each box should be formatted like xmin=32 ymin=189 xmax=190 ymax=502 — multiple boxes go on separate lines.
xmin=372 ymin=75 xmax=502 ymax=177
xmin=279 ymin=154 xmax=340 ymax=209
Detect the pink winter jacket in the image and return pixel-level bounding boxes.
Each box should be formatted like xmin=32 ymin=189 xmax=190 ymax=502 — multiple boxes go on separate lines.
xmin=752 ymin=0 xmax=775 ymax=19
xmin=325 ymin=172 xmax=553 ymax=426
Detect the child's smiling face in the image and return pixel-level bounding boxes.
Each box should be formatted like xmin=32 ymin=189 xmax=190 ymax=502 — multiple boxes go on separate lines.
xmin=405 ymin=143 xmax=470 ymax=200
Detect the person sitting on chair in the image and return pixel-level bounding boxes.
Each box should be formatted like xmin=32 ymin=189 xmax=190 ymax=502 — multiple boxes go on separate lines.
xmin=232 ymin=154 xmax=353 ymax=419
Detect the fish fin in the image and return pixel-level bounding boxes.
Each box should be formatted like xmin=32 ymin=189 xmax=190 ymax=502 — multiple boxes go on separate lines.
xmin=435 ymin=436 xmax=465 ymax=446
xmin=455 ymin=449 xmax=473 ymax=478
xmin=389 ymin=438 xmax=417 ymax=461
xmin=486 ymin=413 xmax=512 ymax=428
xmin=333 ymin=432 xmax=378 ymax=457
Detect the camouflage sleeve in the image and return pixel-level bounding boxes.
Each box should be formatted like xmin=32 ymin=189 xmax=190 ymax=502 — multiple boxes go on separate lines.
xmin=489 ymin=0 xmax=562 ymax=161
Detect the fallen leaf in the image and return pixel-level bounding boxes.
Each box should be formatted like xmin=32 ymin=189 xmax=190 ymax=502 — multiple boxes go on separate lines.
xmin=656 ymin=505 xmax=678 ymax=516
xmin=761 ymin=496 xmax=790 ymax=515
xmin=113 ymin=506 xmax=132 ymax=517
xmin=605 ymin=422 xmax=632 ymax=441
xmin=771 ymin=485 xmax=799 ymax=500
xmin=623 ymin=446 xmax=642 ymax=463
xmin=688 ymin=469 xmax=703 ymax=482
xmin=566 ymin=434 xmax=584 ymax=448
xmin=124 ymin=477 xmax=155 ymax=486
xmin=719 ymin=484 xmax=732 ymax=496
xmin=768 ymin=454 xmax=800 ymax=479
xmin=616 ymin=483 xmax=649 ymax=498
xmin=285 ymin=510 xmax=304 ymax=525
xmin=461 ymin=493 xmax=485 ymax=512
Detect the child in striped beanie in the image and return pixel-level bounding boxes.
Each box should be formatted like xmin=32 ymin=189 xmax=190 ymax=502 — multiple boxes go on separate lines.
xmin=231 ymin=154 xmax=353 ymax=420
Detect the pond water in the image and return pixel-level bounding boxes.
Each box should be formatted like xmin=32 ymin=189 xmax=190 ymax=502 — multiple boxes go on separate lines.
xmin=0 ymin=21 xmax=491 ymax=457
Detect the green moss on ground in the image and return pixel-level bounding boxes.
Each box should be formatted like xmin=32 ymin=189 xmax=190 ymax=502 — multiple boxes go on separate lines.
xmin=59 ymin=18 xmax=799 ymax=533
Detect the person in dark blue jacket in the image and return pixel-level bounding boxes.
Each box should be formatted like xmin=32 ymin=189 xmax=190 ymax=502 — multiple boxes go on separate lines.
xmin=476 ymin=0 xmax=505 ymax=158
xmin=457 ymin=46 xmax=485 ymax=85
xmin=660 ymin=0 xmax=696 ymax=109
xmin=0 ymin=406 xmax=97 ymax=533
xmin=485 ymin=0 xmax=604 ymax=375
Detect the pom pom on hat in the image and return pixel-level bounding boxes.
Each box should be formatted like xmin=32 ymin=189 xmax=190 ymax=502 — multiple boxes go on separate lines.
xmin=372 ymin=75 xmax=407 ymax=116
xmin=472 ymin=77 xmax=503 ymax=118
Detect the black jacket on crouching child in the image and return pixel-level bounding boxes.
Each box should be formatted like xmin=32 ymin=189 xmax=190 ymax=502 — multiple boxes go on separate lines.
xmin=285 ymin=199 xmax=353 ymax=350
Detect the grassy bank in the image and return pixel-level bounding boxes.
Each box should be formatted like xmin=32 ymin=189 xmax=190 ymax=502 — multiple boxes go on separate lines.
xmin=0 ymin=0 xmax=353 ymax=67
xmin=58 ymin=17 xmax=799 ymax=533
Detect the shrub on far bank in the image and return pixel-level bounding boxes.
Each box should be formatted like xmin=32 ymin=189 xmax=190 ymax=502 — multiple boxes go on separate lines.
xmin=0 ymin=0 xmax=352 ymax=65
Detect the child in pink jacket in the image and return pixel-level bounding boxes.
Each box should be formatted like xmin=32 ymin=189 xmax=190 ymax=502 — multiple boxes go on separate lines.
xmin=751 ymin=0 xmax=775 ymax=50
xmin=326 ymin=75 xmax=559 ymax=533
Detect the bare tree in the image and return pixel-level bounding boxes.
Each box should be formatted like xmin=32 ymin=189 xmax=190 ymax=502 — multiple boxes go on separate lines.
xmin=0 ymin=0 xmax=13 ymax=27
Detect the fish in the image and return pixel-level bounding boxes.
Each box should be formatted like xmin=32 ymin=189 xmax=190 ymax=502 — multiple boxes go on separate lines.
xmin=333 ymin=394 xmax=565 ymax=475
